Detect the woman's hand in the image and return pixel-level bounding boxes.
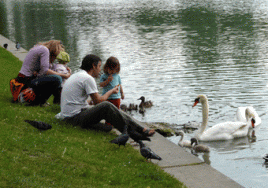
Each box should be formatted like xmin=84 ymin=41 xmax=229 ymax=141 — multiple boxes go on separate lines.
xmin=33 ymin=71 xmax=38 ymax=77
xmin=62 ymin=72 xmax=71 ymax=79
xmin=66 ymin=67 xmax=72 ymax=74
xmin=47 ymin=69 xmax=71 ymax=79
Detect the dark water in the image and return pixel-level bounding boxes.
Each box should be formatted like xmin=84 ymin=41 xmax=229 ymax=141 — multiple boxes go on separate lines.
xmin=1 ymin=0 xmax=268 ymax=187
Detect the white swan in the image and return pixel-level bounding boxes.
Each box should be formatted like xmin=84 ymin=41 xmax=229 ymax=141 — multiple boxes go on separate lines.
xmin=192 ymin=95 xmax=256 ymax=141
xmin=235 ymin=106 xmax=261 ymax=128
xmin=190 ymin=138 xmax=210 ymax=153
xmin=176 ymin=131 xmax=192 ymax=148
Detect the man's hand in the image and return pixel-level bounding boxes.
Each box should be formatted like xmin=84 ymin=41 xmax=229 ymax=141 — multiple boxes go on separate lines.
xmin=112 ymin=85 xmax=119 ymax=94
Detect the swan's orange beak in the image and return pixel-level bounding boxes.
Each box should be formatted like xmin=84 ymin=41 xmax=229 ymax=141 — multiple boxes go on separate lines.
xmin=251 ymin=119 xmax=255 ymax=128
xmin=192 ymin=98 xmax=199 ymax=107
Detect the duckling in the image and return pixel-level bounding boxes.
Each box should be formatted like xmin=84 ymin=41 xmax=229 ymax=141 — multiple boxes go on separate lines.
xmin=139 ymin=105 xmax=146 ymax=115
xmin=128 ymin=103 xmax=137 ymax=111
xmin=132 ymin=104 xmax=138 ymax=111
xmin=190 ymin=138 xmax=210 ymax=153
xmin=138 ymin=96 xmax=153 ymax=108
xmin=120 ymin=104 xmax=128 ymax=112
xmin=176 ymin=131 xmax=192 ymax=148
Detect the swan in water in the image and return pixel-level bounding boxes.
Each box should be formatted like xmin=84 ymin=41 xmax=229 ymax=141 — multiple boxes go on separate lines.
xmin=176 ymin=131 xmax=192 ymax=148
xmin=191 ymin=138 xmax=210 ymax=153
xmin=192 ymin=95 xmax=256 ymax=141
xmin=235 ymin=106 xmax=261 ymax=128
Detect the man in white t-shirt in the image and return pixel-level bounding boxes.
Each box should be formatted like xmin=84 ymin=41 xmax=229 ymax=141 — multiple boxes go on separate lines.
xmin=58 ymin=54 xmax=155 ymax=139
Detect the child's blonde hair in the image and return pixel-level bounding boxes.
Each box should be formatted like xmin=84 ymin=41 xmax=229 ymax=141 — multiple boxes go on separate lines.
xmin=103 ymin=56 xmax=120 ymax=74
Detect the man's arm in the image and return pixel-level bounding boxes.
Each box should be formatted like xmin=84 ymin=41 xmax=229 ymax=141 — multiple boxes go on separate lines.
xmin=89 ymin=86 xmax=119 ymax=104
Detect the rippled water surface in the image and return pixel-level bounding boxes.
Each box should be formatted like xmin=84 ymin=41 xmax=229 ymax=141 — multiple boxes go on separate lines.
xmin=1 ymin=0 xmax=268 ymax=187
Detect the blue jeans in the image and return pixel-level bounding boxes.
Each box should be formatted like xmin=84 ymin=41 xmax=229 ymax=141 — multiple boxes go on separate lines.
xmin=30 ymin=75 xmax=62 ymax=105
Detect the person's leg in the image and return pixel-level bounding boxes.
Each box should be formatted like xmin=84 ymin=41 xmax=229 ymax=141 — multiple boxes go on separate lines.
xmin=64 ymin=113 xmax=113 ymax=132
xmin=66 ymin=101 xmax=154 ymax=140
xmin=64 ymin=101 xmax=125 ymax=132
xmin=52 ymin=87 xmax=62 ymax=104
xmin=106 ymin=99 xmax=121 ymax=126
xmin=81 ymin=101 xmax=126 ymax=132
xmin=119 ymin=110 xmax=151 ymax=134
xmin=30 ymin=75 xmax=62 ymax=105
xmin=64 ymin=101 xmax=154 ymax=138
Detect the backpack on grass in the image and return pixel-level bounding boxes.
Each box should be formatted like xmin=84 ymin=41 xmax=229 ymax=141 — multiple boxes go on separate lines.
xmin=10 ymin=78 xmax=25 ymax=102
xmin=10 ymin=79 xmax=36 ymax=103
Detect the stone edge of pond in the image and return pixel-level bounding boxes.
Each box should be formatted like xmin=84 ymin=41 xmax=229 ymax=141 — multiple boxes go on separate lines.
xmin=0 ymin=34 xmax=243 ymax=188
xmin=135 ymin=120 xmax=244 ymax=188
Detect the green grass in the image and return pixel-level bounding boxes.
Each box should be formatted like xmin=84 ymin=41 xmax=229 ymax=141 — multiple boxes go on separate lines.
xmin=0 ymin=47 xmax=185 ymax=187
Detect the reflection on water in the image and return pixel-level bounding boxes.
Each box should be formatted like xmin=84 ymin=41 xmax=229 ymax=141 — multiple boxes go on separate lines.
xmin=1 ymin=0 xmax=268 ymax=187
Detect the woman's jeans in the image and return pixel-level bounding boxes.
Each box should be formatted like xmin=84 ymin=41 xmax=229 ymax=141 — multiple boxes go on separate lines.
xmin=30 ymin=75 xmax=62 ymax=105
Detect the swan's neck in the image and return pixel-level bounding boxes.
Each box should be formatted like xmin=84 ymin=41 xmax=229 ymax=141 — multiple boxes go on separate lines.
xmin=200 ymin=100 xmax=209 ymax=134
xmin=245 ymin=110 xmax=252 ymax=122
xmin=179 ymin=134 xmax=184 ymax=142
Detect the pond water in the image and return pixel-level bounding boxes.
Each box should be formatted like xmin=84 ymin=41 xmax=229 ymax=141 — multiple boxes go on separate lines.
xmin=1 ymin=0 xmax=268 ymax=187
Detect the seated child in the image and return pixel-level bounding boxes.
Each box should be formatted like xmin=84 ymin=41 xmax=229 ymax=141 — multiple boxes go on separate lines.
xmin=53 ymin=51 xmax=70 ymax=87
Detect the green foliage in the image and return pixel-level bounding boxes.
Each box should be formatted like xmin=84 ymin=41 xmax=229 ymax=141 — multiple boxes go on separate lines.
xmin=0 ymin=47 xmax=184 ymax=187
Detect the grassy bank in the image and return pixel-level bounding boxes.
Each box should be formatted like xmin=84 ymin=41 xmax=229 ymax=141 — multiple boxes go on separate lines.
xmin=0 ymin=47 xmax=185 ymax=187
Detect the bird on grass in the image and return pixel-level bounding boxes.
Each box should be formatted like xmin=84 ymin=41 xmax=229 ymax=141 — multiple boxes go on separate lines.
xmin=3 ymin=43 xmax=8 ymax=49
xmin=110 ymin=126 xmax=129 ymax=147
xmin=110 ymin=133 xmax=129 ymax=147
xmin=16 ymin=42 xmax=20 ymax=50
xmin=137 ymin=140 xmax=162 ymax=161
xmin=190 ymin=138 xmax=210 ymax=154
xmin=24 ymin=120 xmax=52 ymax=130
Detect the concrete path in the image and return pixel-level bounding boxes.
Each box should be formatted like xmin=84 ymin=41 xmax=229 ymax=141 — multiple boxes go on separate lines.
xmin=0 ymin=35 xmax=28 ymax=62
xmin=0 ymin=34 xmax=244 ymax=188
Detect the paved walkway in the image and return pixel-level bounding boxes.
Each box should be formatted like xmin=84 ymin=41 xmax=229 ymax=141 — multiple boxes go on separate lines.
xmin=0 ymin=35 xmax=28 ymax=62
xmin=1 ymin=34 xmax=244 ymax=188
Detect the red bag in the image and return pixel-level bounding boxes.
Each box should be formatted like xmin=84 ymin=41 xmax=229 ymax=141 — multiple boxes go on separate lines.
xmin=19 ymin=88 xmax=36 ymax=103
xmin=10 ymin=78 xmax=25 ymax=102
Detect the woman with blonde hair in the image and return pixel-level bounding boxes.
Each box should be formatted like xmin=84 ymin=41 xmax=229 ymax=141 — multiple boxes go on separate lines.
xmin=12 ymin=40 xmax=72 ymax=106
